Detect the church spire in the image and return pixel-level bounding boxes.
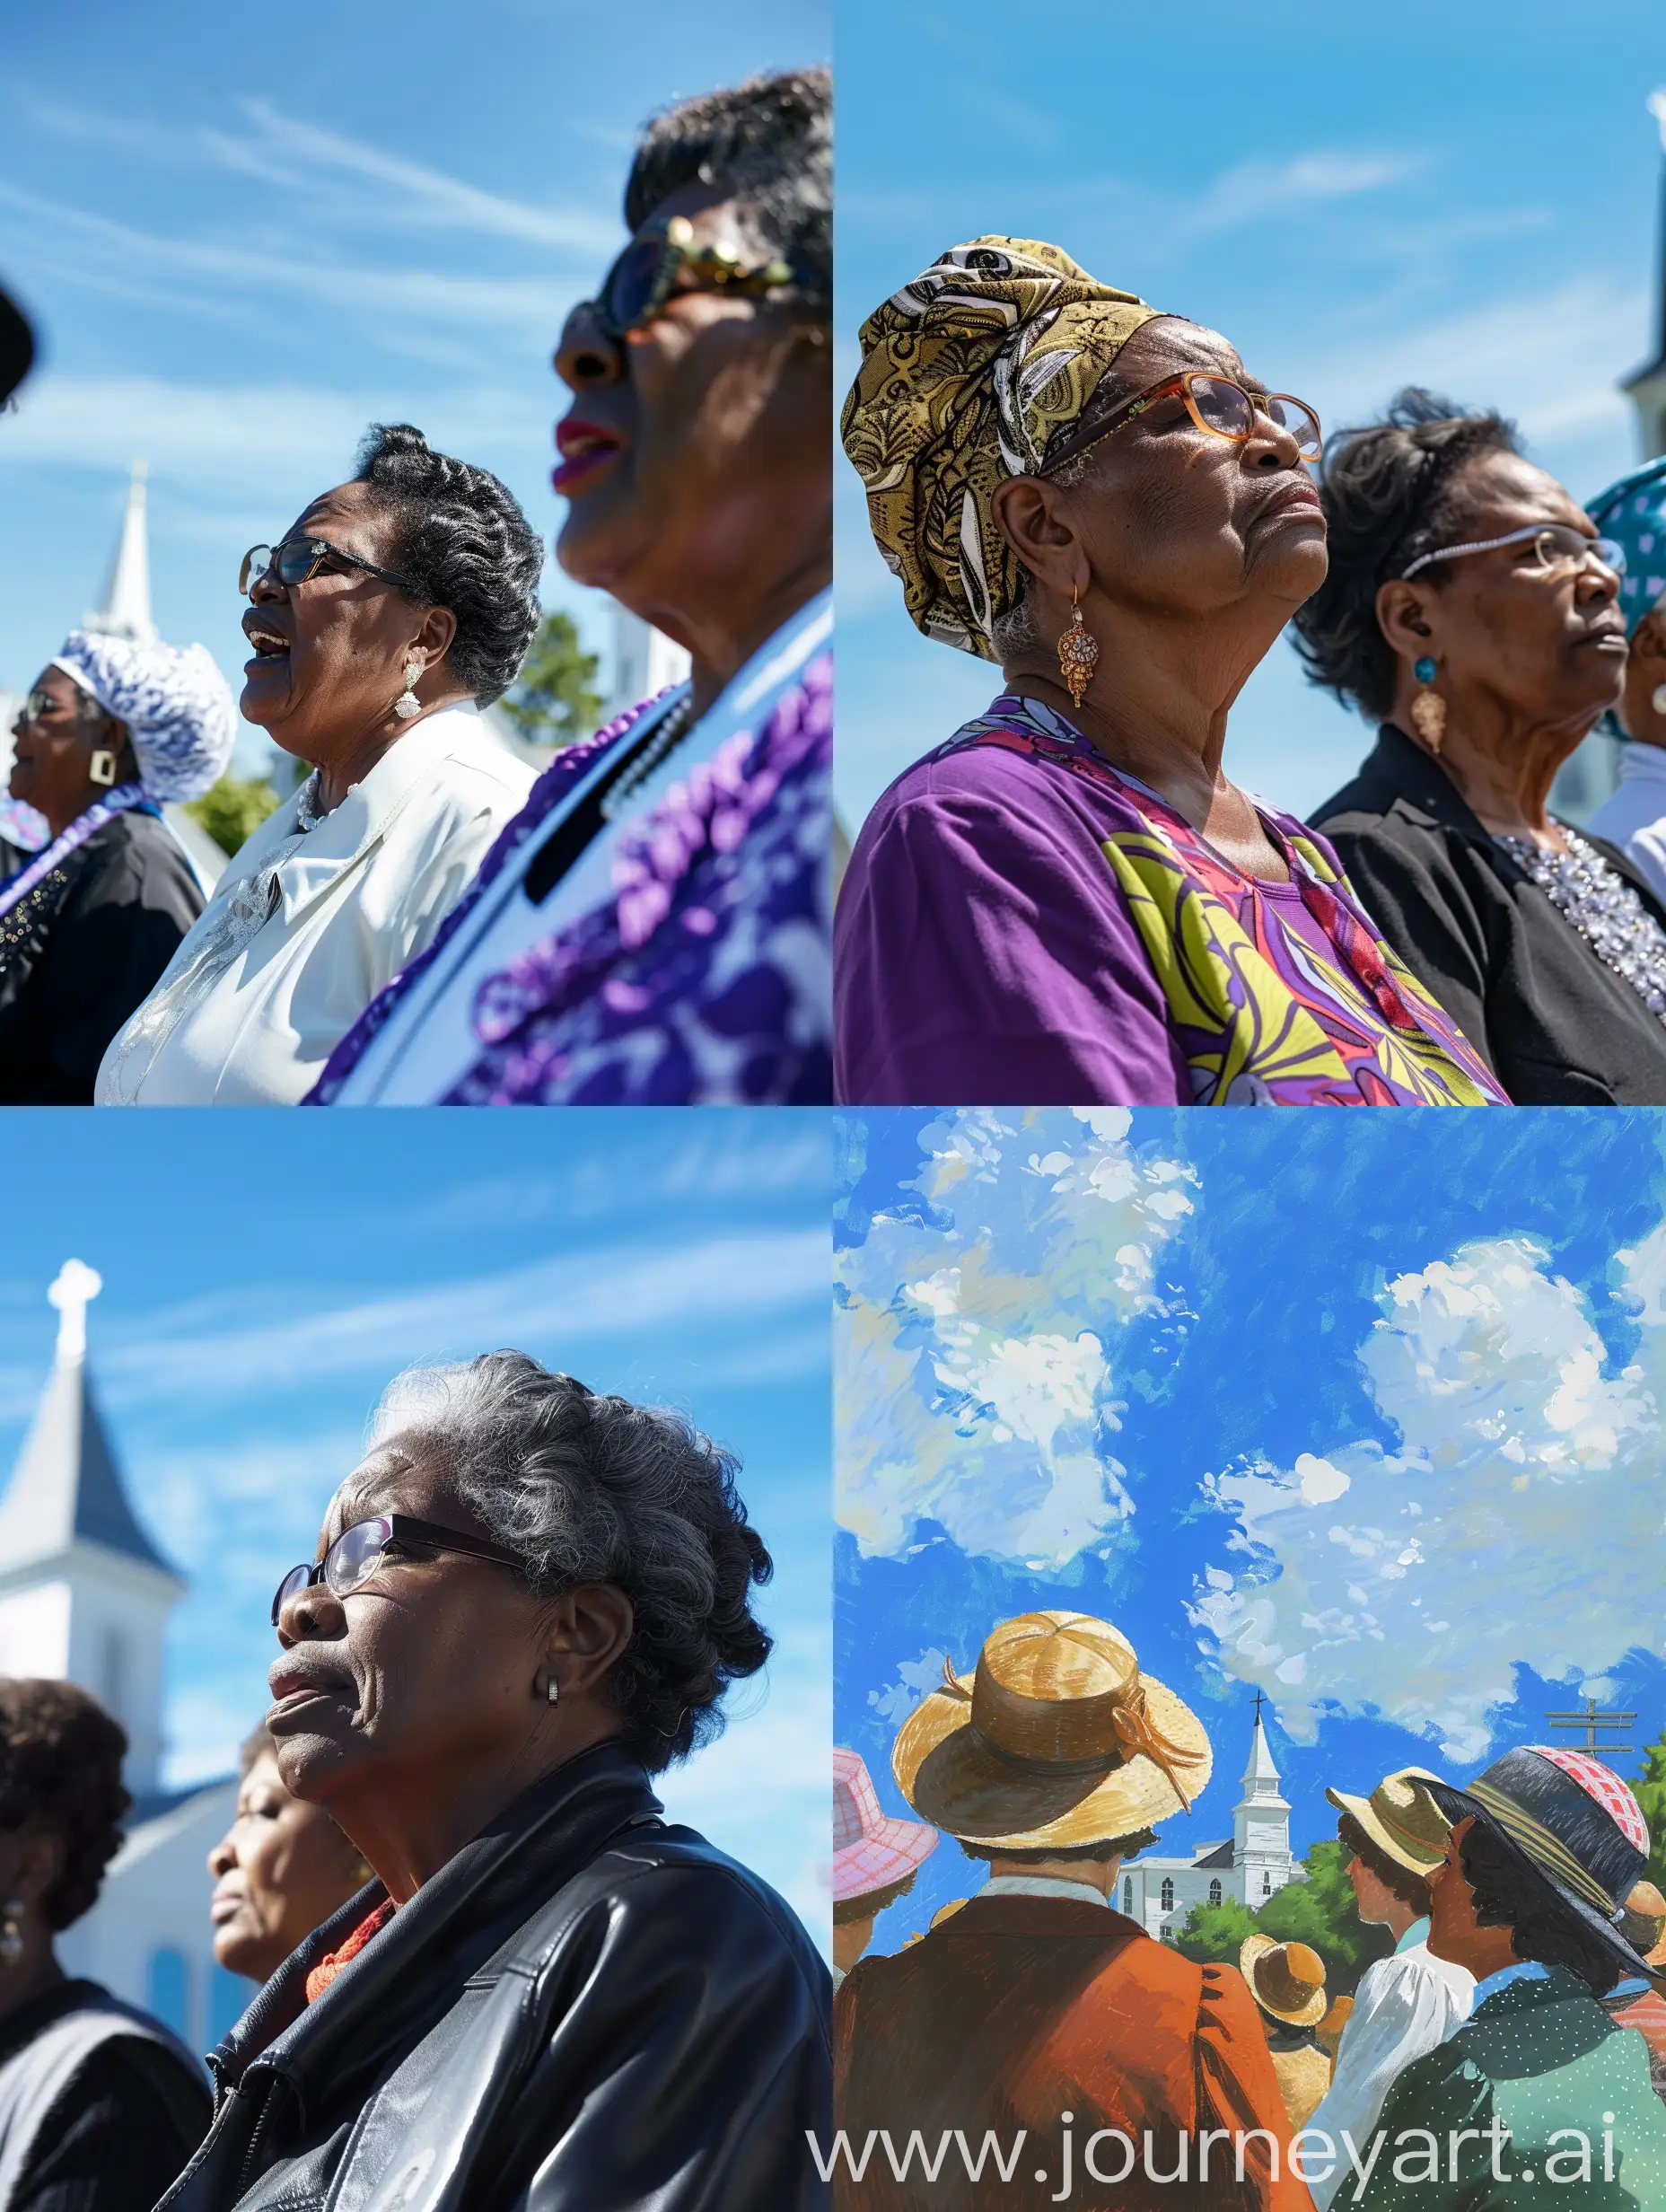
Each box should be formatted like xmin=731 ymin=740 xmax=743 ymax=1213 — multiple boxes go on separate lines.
xmin=85 ymin=461 xmax=155 ymax=644
xmin=1239 ymin=1690 xmax=1285 ymax=1800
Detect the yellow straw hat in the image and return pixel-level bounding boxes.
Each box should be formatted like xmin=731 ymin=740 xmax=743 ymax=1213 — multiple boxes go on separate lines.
xmin=1241 ymin=1936 xmax=1329 ymax=2029
xmin=1326 ymin=1767 xmax=1452 ymax=1877
xmin=891 ymin=1611 xmax=1212 ymax=1849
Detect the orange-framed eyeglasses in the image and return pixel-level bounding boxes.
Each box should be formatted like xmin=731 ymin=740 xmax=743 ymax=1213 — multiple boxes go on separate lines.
xmin=1042 ymin=372 xmax=1323 ymax=476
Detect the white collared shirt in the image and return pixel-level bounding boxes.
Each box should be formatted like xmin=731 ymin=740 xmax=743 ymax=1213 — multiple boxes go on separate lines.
xmin=94 ymin=706 xmax=536 ymax=1106
xmin=978 ymin=1876 xmax=1111 ymax=1908
xmin=1584 ymin=743 xmax=1666 ymax=911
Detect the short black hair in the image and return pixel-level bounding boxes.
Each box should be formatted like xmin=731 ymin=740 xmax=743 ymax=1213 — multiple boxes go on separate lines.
xmin=0 ymin=1681 xmax=128 ymax=1932
xmin=958 ymin=1827 xmax=1158 ymax=1867
xmin=1337 ymin=1811 xmax=1434 ymax=1919
xmin=353 ymin=424 xmax=543 ymax=707
xmin=1290 ymin=388 xmax=1524 ymax=724
xmin=1458 ymin=1817 xmax=1625 ymax=1998
xmin=625 ymin=67 xmax=831 ymax=310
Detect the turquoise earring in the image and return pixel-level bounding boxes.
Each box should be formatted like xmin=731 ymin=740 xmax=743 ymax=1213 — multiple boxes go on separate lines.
xmin=1414 ymin=657 xmax=1437 ymax=685
xmin=1410 ymin=656 xmax=1446 ymax=753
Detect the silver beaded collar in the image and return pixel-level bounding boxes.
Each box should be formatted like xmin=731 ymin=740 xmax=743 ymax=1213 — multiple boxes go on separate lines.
xmin=1495 ymin=825 xmax=1666 ymax=1023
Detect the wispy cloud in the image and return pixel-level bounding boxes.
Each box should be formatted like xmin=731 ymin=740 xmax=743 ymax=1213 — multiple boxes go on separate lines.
xmin=1177 ymin=149 xmax=1429 ymax=241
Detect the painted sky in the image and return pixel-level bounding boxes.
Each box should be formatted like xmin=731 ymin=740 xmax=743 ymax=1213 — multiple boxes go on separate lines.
xmin=837 ymin=1107 xmax=1666 ymax=1947
xmin=0 ymin=0 xmax=827 ymax=768
xmin=836 ymin=0 xmax=1666 ymax=832
xmin=0 ymin=1108 xmax=832 ymax=1941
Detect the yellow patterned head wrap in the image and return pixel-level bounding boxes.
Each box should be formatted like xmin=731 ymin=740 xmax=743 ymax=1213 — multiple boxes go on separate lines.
xmin=841 ymin=238 xmax=1160 ymax=660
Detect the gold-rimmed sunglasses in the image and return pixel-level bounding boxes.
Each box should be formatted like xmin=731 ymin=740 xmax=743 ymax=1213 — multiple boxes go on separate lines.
xmin=1044 ymin=372 xmax=1323 ymax=477
xmin=583 ymin=215 xmax=803 ymax=341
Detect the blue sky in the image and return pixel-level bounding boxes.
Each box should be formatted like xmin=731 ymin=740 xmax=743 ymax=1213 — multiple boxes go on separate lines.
xmin=0 ymin=1109 xmax=832 ymax=1940
xmin=0 ymin=0 xmax=827 ymax=772
xmin=837 ymin=0 xmax=1666 ymax=831
xmin=837 ymin=1107 xmax=1666 ymax=1948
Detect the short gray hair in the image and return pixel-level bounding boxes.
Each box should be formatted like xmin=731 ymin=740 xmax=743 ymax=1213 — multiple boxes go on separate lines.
xmin=367 ymin=1352 xmax=773 ymax=1770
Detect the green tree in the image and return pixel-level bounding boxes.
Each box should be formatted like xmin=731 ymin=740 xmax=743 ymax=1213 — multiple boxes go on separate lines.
xmin=1172 ymin=1896 xmax=1259 ymax=1965
xmin=184 ymin=774 xmax=280 ymax=857
xmin=1632 ymin=1730 xmax=1666 ymax=1893
xmin=500 ymin=610 xmax=602 ymax=752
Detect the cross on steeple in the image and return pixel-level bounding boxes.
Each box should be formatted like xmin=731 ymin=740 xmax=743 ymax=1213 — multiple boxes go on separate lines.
xmin=48 ymin=1260 xmax=102 ymax=1364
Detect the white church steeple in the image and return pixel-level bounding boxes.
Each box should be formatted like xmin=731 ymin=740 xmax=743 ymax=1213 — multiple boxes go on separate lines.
xmin=0 ymin=1263 xmax=182 ymax=1793
xmin=1232 ymin=1690 xmax=1293 ymax=1903
xmin=85 ymin=461 xmax=156 ymax=644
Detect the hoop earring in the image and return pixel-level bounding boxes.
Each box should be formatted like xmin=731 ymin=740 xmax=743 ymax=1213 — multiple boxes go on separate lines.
xmin=1409 ymin=655 xmax=1446 ymax=754
xmin=1057 ymin=588 xmax=1100 ymax=712
xmin=88 ymin=750 xmax=118 ymax=787
xmin=0 ymin=1902 xmax=23 ymax=1967
xmin=392 ymin=657 xmax=425 ymax=722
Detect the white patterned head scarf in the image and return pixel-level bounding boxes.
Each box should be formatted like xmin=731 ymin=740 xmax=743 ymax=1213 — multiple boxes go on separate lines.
xmin=51 ymin=629 xmax=236 ymax=802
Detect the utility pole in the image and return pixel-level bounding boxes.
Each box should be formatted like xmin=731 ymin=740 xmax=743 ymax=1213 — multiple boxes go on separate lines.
xmin=1544 ymin=1698 xmax=1635 ymax=1763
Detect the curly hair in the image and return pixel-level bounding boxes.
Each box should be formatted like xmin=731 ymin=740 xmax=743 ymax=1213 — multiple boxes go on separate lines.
xmin=353 ymin=425 xmax=543 ymax=707
xmin=1337 ymin=1811 xmax=1434 ymax=1920
xmin=0 ymin=1681 xmax=129 ymax=1931
xmin=1289 ymin=388 xmax=1524 ymax=724
xmin=625 ymin=67 xmax=832 ymax=312
xmin=1458 ymin=1817 xmax=1625 ymax=1997
xmin=366 ymin=1352 xmax=773 ymax=1770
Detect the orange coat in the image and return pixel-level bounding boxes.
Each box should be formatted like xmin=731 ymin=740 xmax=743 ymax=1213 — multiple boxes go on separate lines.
xmin=834 ymin=1896 xmax=1315 ymax=2212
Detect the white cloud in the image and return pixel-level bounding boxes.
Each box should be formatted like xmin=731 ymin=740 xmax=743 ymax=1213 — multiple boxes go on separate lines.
xmin=837 ymin=1109 xmax=1197 ymax=1567
xmin=1180 ymin=150 xmax=1428 ymax=240
xmin=1191 ymin=1234 xmax=1666 ymax=1760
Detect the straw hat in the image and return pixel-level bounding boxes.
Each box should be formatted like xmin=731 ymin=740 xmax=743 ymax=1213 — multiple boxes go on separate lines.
xmin=1241 ymin=1936 xmax=1328 ymax=2029
xmin=1327 ymin=1767 xmax=1452 ymax=1877
xmin=1622 ymin=1880 xmax=1666 ymax=1964
xmin=892 ymin=1611 xmax=1212 ymax=1849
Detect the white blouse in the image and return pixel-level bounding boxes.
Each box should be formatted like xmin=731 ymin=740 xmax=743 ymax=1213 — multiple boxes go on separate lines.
xmin=94 ymin=706 xmax=536 ymax=1106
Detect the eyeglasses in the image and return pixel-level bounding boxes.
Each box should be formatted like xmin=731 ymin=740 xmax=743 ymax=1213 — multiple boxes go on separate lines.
xmin=270 ymin=1513 xmax=524 ymax=1626
xmin=240 ymin=538 xmax=423 ymax=601
xmin=1044 ymin=372 xmax=1323 ymax=476
xmin=584 ymin=214 xmax=801 ymax=341
xmin=1399 ymin=522 xmax=1626 ymax=584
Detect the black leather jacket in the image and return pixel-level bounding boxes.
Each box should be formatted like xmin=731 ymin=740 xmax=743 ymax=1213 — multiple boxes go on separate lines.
xmin=156 ymin=1742 xmax=831 ymax=2212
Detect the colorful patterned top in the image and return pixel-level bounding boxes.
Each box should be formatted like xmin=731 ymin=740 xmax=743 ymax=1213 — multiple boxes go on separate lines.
xmin=835 ymin=695 xmax=1509 ymax=1106
xmin=309 ymin=591 xmax=832 ymax=1106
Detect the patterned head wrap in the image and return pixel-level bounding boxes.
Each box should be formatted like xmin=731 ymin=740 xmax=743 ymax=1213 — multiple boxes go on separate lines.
xmin=841 ymin=238 xmax=1160 ymax=659
xmin=50 ymin=629 xmax=236 ymax=803
xmin=1587 ymin=454 xmax=1666 ymax=639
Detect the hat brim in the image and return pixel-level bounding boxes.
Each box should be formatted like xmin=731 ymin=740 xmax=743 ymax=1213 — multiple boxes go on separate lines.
xmin=1239 ymin=1933 xmax=1329 ymax=2027
xmin=1427 ymin=1779 xmax=1663 ymax=1986
xmin=833 ymin=1813 xmax=940 ymax=1903
xmin=893 ymin=1671 xmax=1213 ymax=1848
xmin=0 ymin=285 xmax=32 ymax=408
xmin=1326 ymin=1768 xmax=1449 ymax=1878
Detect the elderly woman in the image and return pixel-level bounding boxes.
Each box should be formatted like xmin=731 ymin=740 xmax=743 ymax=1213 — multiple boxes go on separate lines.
xmin=0 ymin=632 xmax=232 ymax=1103
xmin=169 ymin=1353 xmax=829 ymax=2212
xmin=94 ymin=426 xmax=540 ymax=1106
xmin=1297 ymin=392 xmax=1666 ymax=1105
xmin=311 ymin=68 xmax=832 ymax=1107
xmin=207 ymin=1728 xmax=369 ymax=1987
xmin=1581 ymin=455 xmax=1666 ymax=908
xmin=0 ymin=1680 xmax=209 ymax=2210
xmin=837 ymin=241 xmax=1504 ymax=1107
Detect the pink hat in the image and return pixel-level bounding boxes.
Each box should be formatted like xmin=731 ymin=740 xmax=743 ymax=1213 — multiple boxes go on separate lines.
xmin=835 ymin=1747 xmax=939 ymax=1904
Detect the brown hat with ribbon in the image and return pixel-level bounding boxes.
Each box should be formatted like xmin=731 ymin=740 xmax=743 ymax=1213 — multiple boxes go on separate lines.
xmin=891 ymin=1611 xmax=1212 ymax=1849
xmin=1241 ymin=1936 xmax=1329 ymax=2029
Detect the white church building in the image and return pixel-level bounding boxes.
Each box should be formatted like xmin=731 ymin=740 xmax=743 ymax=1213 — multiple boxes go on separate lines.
xmin=0 ymin=1262 xmax=244 ymax=2056
xmin=1119 ymin=1698 xmax=1304 ymax=1941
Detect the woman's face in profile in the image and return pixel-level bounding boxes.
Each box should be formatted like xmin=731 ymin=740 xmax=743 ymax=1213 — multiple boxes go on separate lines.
xmin=207 ymin=1751 xmax=364 ymax=1983
xmin=550 ymin=182 xmax=825 ymax=609
xmin=1048 ymin=319 xmax=1329 ymax=621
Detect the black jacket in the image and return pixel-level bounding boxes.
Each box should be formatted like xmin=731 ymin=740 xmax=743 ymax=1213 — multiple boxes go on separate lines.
xmin=0 ymin=813 xmax=203 ymax=1104
xmin=156 ymin=1742 xmax=831 ymax=2212
xmin=1313 ymin=723 xmax=1666 ymax=1104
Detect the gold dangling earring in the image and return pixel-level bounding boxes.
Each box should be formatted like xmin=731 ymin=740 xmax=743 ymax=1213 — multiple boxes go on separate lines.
xmin=0 ymin=1901 xmax=24 ymax=1967
xmin=1057 ymin=587 xmax=1100 ymax=712
xmin=1409 ymin=655 xmax=1446 ymax=754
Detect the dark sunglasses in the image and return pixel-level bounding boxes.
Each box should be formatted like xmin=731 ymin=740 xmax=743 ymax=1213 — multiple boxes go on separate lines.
xmin=18 ymin=687 xmax=96 ymax=726
xmin=240 ymin=537 xmax=422 ymax=601
xmin=585 ymin=214 xmax=801 ymax=341
xmin=271 ymin=1513 xmax=524 ymax=1626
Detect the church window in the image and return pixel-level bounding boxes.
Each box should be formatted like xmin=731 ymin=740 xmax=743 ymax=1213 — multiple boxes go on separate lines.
xmin=146 ymin=1946 xmax=190 ymax=2039
xmin=1208 ymin=1879 xmax=1223 ymax=1907
xmin=1262 ymin=1870 xmax=1273 ymax=1896
xmin=1123 ymin=1878 xmax=1133 ymax=1913
xmin=1160 ymin=1877 xmax=1174 ymax=1911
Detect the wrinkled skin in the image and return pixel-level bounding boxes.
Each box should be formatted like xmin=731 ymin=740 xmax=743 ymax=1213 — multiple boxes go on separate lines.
xmin=207 ymin=1749 xmax=368 ymax=1983
xmin=551 ymin=182 xmax=830 ymax=715
xmin=992 ymin=317 xmax=1328 ymax=878
xmin=267 ymin=1439 xmax=633 ymax=1902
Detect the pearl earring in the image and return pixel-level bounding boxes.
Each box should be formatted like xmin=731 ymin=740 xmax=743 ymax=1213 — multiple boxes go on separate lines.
xmin=1653 ymin=682 xmax=1666 ymax=715
xmin=393 ymin=657 xmax=424 ymax=721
